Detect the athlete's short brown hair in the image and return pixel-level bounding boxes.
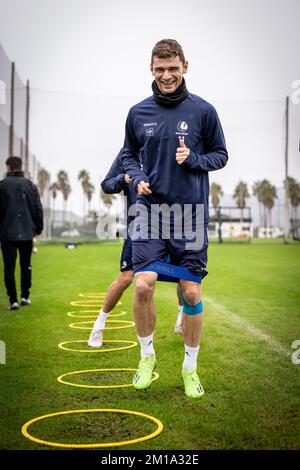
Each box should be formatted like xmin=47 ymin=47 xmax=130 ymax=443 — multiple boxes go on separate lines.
xmin=151 ymin=39 xmax=186 ymax=65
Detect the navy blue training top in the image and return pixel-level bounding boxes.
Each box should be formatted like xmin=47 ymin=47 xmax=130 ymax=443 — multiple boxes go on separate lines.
xmin=121 ymin=92 xmax=228 ymax=224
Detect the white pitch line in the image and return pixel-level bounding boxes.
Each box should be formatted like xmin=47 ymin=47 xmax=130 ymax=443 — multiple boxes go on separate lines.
xmin=205 ymin=296 xmax=291 ymax=358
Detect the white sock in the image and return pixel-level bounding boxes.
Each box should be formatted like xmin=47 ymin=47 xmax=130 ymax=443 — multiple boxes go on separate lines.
xmin=137 ymin=334 xmax=155 ymax=357
xmin=93 ymin=309 xmax=108 ymax=330
xmin=182 ymin=344 xmax=199 ymax=370
xmin=176 ymin=305 xmax=183 ymax=325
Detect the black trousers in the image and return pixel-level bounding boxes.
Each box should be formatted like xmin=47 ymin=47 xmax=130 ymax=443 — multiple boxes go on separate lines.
xmin=1 ymin=240 xmax=33 ymax=303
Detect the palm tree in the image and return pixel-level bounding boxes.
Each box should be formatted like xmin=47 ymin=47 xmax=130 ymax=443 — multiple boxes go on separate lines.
xmin=264 ymin=195 xmax=276 ymax=229
xmin=78 ymin=170 xmax=90 ymax=220
xmin=49 ymin=182 xmax=60 ymax=213
xmin=259 ymin=179 xmax=277 ymax=229
xmin=210 ymin=182 xmax=223 ymax=214
xmin=233 ymin=181 xmax=250 ymax=222
xmin=57 ymin=170 xmax=69 ymax=191
xmin=57 ymin=170 xmax=70 ymax=221
xmin=62 ymin=183 xmax=72 ymax=216
xmin=37 ymin=168 xmax=50 ymax=205
xmin=252 ymin=181 xmax=264 ymax=227
xmin=286 ymin=177 xmax=300 ymax=219
xmin=86 ymin=182 xmax=95 ymax=215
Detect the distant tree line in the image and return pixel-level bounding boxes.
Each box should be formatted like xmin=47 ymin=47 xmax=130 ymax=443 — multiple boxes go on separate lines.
xmin=37 ymin=168 xmax=95 ymax=221
xmin=210 ymin=177 xmax=300 ymax=227
xmin=37 ymin=168 xmax=300 ymax=228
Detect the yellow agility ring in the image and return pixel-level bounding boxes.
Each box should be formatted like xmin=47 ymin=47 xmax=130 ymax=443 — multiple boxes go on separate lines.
xmin=69 ymin=320 xmax=135 ymax=330
xmin=21 ymin=408 xmax=163 ymax=448
xmin=67 ymin=310 xmax=127 ymax=319
xmin=78 ymin=293 xmax=106 ymax=298
xmin=78 ymin=291 xmax=107 ymax=295
xmin=106 ymin=311 xmax=127 ymax=318
xmin=57 ymin=368 xmax=159 ymax=389
xmin=70 ymin=300 xmax=102 ymax=307
xmin=70 ymin=300 xmax=122 ymax=307
xmin=58 ymin=339 xmax=137 ymax=353
xmin=67 ymin=311 xmax=98 ymax=319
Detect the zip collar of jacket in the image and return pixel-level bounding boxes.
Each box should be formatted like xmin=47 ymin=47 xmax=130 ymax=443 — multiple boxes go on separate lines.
xmin=152 ymin=77 xmax=189 ymax=107
xmin=6 ymin=171 xmax=24 ymax=177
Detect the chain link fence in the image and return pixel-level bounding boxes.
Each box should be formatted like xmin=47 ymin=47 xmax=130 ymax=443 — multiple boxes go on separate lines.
xmin=0 ymin=42 xmax=42 ymax=182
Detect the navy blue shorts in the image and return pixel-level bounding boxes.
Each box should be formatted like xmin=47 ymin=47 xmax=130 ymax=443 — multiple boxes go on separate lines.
xmin=132 ymin=227 xmax=208 ymax=279
xmin=120 ymin=238 xmax=133 ymax=272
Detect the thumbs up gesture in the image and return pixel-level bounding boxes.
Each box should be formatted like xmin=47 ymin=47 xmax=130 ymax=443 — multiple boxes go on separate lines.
xmin=176 ymin=136 xmax=190 ymax=165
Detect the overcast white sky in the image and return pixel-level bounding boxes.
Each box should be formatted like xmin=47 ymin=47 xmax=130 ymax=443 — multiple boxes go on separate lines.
xmin=0 ymin=0 xmax=299 ymax=216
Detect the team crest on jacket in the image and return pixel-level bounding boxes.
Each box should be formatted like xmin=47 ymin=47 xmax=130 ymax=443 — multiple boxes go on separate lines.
xmin=177 ymin=121 xmax=188 ymax=132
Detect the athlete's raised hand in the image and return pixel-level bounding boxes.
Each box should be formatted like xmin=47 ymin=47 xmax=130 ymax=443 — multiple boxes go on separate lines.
xmin=176 ymin=137 xmax=190 ymax=165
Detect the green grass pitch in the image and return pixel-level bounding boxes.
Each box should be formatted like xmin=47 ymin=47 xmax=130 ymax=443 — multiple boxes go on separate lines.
xmin=0 ymin=240 xmax=299 ymax=450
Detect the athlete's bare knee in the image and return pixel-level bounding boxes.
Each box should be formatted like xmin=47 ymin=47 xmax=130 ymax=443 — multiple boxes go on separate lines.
xmin=181 ymin=287 xmax=200 ymax=305
xmin=135 ymin=278 xmax=154 ymax=302
xmin=118 ymin=271 xmax=134 ymax=290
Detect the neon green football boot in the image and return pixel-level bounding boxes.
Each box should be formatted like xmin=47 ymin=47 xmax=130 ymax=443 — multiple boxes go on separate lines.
xmin=182 ymin=369 xmax=205 ymax=398
xmin=133 ymin=355 xmax=156 ymax=390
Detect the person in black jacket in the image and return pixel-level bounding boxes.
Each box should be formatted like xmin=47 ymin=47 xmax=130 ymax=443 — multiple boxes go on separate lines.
xmin=0 ymin=156 xmax=43 ymax=310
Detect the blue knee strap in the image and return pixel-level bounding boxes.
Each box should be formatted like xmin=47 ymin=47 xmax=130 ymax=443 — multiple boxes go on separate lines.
xmin=180 ymin=287 xmax=203 ymax=316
